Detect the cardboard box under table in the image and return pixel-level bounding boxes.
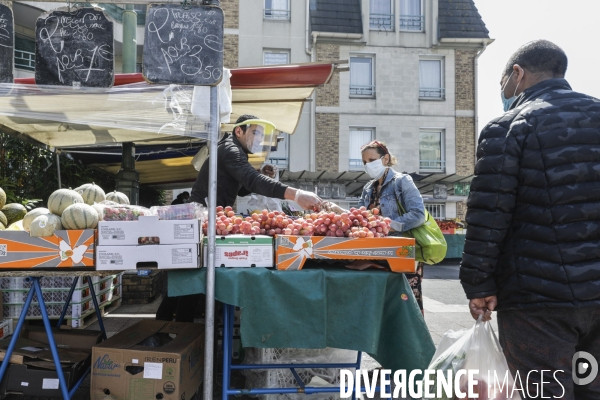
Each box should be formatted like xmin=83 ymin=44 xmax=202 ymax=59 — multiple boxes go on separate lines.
xmin=203 ymin=235 xmax=273 ymax=267
xmin=91 ymin=320 xmax=204 ymax=400
xmin=96 ymin=244 xmax=200 ymax=270
xmin=275 ymin=235 xmax=416 ymax=272
xmin=0 ymin=230 xmax=95 ymax=269
xmin=0 ymin=327 xmax=102 ymax=397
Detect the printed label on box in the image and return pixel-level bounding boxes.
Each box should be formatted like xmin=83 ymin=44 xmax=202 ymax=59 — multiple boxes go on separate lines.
xmin=42 ymin=379 xmax=60 ymax=389
xmin=173 ymin=224 xmax=195 ymax=240
xmin=98 ymin=252 xmax=123 ymax=265
xmin=171 ymin=248 xmax=193 ymax=264
xmin=100 ymin=226 xmax=125 ymax=241
xmin=0 ymin=244 xmax=6 ymax=257
xmin=21 ymin=382 xmax=29 ymax=387
xmin=222 ymin=248 xmax=248 ymax=261
xmin=143 ymin=362 xmax=163 ymax=379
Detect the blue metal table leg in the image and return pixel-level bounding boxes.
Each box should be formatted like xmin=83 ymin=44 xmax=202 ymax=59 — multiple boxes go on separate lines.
xmin=0 ymin=283 xmax=36 ymax=383
xmin=33 ymin=277 xmax=72 ymax=400
xmin=87 ymin=277 xmax=107 ymax=340
xmin=222 ymin=304 xmax=233 ymax=400
xmin=57 ymin=276 xmax=79 ymax=328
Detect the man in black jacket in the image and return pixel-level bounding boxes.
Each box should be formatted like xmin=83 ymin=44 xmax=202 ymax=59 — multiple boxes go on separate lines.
xmin=461 ymin=40 xmax=600 ymax=398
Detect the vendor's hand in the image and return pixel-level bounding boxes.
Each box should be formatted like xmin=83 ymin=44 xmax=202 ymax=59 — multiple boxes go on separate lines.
xmin=294 ymin=189 xmax=322 ymax=210
xmin=261 ymin=164 xmax=277 ymax=179
xmin=345 ymin=260 xmax=386 ymax=270
xmin=323 ymin=201 xmax=346 ymax=214
xmin=469 ymin=296 xmax=497 ymax=321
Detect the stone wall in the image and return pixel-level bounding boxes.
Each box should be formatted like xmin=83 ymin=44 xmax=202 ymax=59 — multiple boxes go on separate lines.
xmin=455 ymin=50 xmax=477 ymax=176
xmin=221 ymin=0 xmax=239 ymax=29
xmin=315 ymin=113 xmax=339 ymax=171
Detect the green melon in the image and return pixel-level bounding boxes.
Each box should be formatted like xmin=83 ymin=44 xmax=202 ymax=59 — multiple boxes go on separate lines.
xmin=48 ymin=188 xmax=84 ymax=216
xmin=75 ymin=182 xmax=106 ymax=206
xmin=0 ymin=187 xmax=5 ymax=209
xmin=30 ymin=214 xmax=62 ymax=237
xmin=23 ymin=208 xmax=51 ymax=231
xmin=1 ymin=203 xmax=27 ymax=226
xmin=61 ymin=203 xmax=98 ymax=230
xmin=106 ymin=191 xmax=129 ymax=205
xmin=0 ymin=222 xmax=5 ymax=230
xmin=0 ymin=211 xmax=7 ymax=228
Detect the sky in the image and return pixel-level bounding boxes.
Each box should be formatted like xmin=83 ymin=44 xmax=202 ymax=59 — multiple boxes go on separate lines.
xmin=472 ymin=0 xmax=600 ymax=133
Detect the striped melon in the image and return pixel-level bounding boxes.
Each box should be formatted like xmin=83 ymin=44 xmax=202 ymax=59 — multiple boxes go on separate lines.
xmin=23 ymin=208 xmax=51 ymax=231
xmin=1 ymin=203 xmax=27 ymax=226
xmin=61 ymin=203 xmax=98 ymax=230
xmin=106 ymin=191 xmax=129 ymax=205
xmin=48 ymin=189 xmax=84 ymax=216
xmin=30 ymin=214 xmax=62 ymax=237
xmin=75 ymin=182 xmax=106 ymax=205
xmin=0 ymin=187 xmax=5 ymax=209
xmin=0 ymin=211 xmax=7 ymax=228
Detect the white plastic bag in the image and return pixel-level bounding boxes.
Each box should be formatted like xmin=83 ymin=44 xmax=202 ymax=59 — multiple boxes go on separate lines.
xmin=427 ymin=318 xmax=521 ymax=400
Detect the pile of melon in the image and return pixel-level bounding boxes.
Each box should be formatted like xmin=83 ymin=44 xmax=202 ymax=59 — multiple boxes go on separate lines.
xmin=0 ymin=188 xmax=28 ymax=231
xmin=14 ymin=183 xmax=130 ymax=238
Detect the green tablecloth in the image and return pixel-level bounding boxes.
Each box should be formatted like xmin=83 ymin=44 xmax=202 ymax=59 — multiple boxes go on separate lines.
xmin=169 ymin=267 xmax=435 ymax=373
xmin=444 ymin=234 xmax=466 ymax=259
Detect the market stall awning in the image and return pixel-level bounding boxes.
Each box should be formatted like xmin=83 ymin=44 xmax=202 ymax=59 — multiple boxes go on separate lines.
xmin=1 ymin=62 xmax=341 ymax=187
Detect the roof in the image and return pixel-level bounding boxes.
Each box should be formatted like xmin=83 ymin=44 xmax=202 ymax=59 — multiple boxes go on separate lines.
xmin=310 ymin=0 xmax=363 ymax=35
xmin=438 ymin=0 xmax=489 ymax=39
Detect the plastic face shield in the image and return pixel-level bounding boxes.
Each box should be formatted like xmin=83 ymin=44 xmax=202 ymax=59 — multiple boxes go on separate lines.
xmin=233 ymin=119 xmax=277 ymax=156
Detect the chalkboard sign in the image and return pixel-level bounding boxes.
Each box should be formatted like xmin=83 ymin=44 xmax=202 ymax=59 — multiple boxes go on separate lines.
xmin=143 ymin=4 xmax=224 ymax=85
xmin=0 ymin=4 xmax=14 ymax=84
xmin=35 ymin=7 xmax=114 ymax=87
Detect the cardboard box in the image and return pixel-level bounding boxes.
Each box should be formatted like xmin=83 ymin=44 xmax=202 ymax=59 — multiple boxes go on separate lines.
xmin=0 ymin=230 xmax=95 ymax=269
xmin=96 ymin=244 xmax=200 ymax=271
xmin=0 ymin=320 xmax=12 ymax=340
xmin=275 ymin=235 xmax=416 ymax=273
xmin=21 ymin=325 xmax=102 ymax=351
xmin=203 ymin=235 xmax=273 ymax=268
xmin=97 ymin=216 xmax=200 ymax=246
xmin=91 ymin=320 xmax=204 ymax=400
xmin=440 ymin=228 xmax=455 ymax=235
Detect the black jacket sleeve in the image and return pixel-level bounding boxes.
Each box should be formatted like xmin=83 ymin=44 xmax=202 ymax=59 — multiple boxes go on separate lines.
xmin=222 ymin=143 xmax=288 ymax=200
xmin=460 ymin=116 xmax=524 ymax=299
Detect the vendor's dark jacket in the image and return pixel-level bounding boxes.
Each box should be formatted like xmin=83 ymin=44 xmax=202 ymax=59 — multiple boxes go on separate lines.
xmin=190 ymin=132 xmax=287 ymax=207
xmin=460 ymin=78 xmax=600 ymax=310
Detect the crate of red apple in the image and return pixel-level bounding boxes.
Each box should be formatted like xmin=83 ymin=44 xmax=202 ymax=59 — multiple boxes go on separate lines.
xmin=435 ymin=219 xmax=466 ymax=234
xmin=202 ymin=206 xmax=393 ymax=238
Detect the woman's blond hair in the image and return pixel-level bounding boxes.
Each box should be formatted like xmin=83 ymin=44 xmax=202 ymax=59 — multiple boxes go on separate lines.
xmin=360 ymin=140 xmax=398 ymax=166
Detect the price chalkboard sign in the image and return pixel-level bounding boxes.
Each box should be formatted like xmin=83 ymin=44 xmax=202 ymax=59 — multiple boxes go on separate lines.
xmin=35 ymin=7 xmax=114 ymax=87
xmin=0 ymin=4 xmax=14 ymax=84
xmin=143 ymin=4 xmax=224 ymax=85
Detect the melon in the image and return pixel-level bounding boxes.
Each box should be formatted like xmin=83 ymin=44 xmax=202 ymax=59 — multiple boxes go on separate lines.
xmin=0 ymin=222 xmax=5 ymax=230
xmin=1 ymin=203 xmax=27 ymax=226
xmin=106 ymin=191 xmax=129 ymax=205
xmin=22 ymin=208 xmax=51 ymax=231
xmin=61 ymin=203 xmax=98 ymax=230
xmin=48 ymin=188 xmax=84 ymax=216
xmin=30 ymin=214 xmax=62 ymax=237
xmin=75 ymin=182 xmax=106 ymax=206
xmin=6 ymin=220 xmax=24 ymax=231
xmin=0 ymin=211 xmax=7 ymax=228
xmin=0 ymin=187 xmax=5 ymax=209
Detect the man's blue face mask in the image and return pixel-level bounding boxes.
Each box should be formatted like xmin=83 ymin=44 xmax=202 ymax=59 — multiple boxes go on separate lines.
xmin=501 ymin=70 xmax=522 ymax=112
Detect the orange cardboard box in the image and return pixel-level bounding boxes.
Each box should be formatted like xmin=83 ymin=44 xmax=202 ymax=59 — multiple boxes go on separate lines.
xmin=0 ymin=230 xmax=96 ymax=269
xmin=275 ymin=235 xmax=415 ymax=273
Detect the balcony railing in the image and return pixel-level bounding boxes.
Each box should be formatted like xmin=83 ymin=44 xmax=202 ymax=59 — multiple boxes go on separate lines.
xmin=264 ymin=8 xmax=290 ymax=20
xmin=370 ymin=13 xmax=394 ymax=30
xmin=268 ymin=158 xmax=289 ymax=168
xmin=400 ymin=15 xmax=424 ymax=31
xmin=14 ymin=49 xmax=35 ymax=71
xmin=349 ymin=159 xmax=364 ymax=170
xmin=425 ymin=203 xmax=445 ymax=219
xmin=419 ymin=87 xmax=445 ymax=99
xmin=350 ymin=84 xmax=375 ymax=97
xmin=419 ymin=159 xmax=446 ymax=171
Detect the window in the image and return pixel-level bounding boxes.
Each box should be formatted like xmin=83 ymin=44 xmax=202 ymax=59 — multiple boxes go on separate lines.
xmin=349 ymin=128 xmax=374 ymax=170
xmin=264 ymin=0 xmax=290 ymax=19
xmin=425 ymin=203 xmax=446 ymax=219
xmin=350 ymin=55 xmax=375 ymax=97
xmin=263 ymin=50 xmax=290 ymax=66
xmin=419 ymin=58 xmax=445 ymax=99
xmin=419 ymin=130 xmax=445 ymax=172
xmin=370 ymin=0 xmax=394 ymax=30
xmin=400 ymin=0 xmax=423 ymax=31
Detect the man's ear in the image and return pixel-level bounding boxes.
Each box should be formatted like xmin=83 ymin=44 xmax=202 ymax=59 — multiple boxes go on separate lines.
xmin=234 ymin=126 xmax=244 ymax=138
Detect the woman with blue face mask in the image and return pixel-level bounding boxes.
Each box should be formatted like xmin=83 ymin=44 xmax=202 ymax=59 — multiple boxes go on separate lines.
xmin=349 ymin=140 xmax=427 ymax=314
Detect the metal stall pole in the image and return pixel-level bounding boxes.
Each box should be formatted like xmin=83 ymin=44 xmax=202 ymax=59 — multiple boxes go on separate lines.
xmin=204 ymin=85 xmax=219 ymax=399
xmin=56 ymin=152 xmax=62 ymax=188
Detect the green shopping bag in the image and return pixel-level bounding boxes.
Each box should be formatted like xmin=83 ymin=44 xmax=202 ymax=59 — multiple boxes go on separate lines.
xmin=397 ymin=202 xmax=447 ymax=265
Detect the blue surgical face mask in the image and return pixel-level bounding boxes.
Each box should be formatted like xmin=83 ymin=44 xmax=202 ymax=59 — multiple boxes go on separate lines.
xmin=500 ymin=70 xmax=522 ymax=112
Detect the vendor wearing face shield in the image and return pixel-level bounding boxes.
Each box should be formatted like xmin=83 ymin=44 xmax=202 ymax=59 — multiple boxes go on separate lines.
xmin=189 ymin=114 xmax=321 ymax=210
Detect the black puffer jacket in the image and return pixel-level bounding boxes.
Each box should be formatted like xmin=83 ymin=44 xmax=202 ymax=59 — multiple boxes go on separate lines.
xmin=190 ymin=133 xmax=288 ymax=207
xmin=460 ymin=78 xmax=600 ymax=310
